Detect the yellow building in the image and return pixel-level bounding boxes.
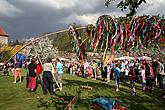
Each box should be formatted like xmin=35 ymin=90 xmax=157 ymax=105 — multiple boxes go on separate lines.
xmin=0 ymin=26 xmax=8 ymax=44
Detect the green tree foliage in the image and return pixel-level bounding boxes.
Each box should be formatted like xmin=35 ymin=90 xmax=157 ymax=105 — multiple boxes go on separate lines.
xmin=0 ymin=50 xmax=10 ymax=62
xmin=105 ymin=0 xmax=147 ymax=16
xmin=0 ymin=44 xmax=11 ymax=62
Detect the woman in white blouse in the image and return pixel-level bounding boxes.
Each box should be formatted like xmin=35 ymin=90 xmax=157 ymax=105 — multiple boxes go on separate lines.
xmin=42 ymin=58 xmax=55 ymax=95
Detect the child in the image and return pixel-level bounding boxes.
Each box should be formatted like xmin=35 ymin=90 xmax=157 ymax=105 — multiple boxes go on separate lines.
xmin=114 ymin=63 xmax=121 ymax=91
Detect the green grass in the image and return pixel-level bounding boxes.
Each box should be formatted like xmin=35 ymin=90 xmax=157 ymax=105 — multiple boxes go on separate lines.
xmin=0 ymin=69 xmax=165 ymax=110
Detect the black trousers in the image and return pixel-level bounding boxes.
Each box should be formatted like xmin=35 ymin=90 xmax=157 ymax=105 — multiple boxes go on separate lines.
xmin=42 ymin=71 xmax=54 ymax=95
xmin=134 ymin=69 xmax=139 ymax=83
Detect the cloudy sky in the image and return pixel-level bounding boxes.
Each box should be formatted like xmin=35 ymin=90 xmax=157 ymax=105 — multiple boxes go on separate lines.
xmin=0 ymin=0 xmax=164 ymax=41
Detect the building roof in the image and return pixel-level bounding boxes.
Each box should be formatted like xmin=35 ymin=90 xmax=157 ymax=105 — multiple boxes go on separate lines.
xmin=0 ymin=26 xmax=8 ymax=37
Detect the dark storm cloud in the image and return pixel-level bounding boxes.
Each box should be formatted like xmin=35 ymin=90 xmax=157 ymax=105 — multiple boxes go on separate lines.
xmin=2 ymin=0 xmax=75 ymax=40
xmin=0 ymin=0 xmax=164 ymax=40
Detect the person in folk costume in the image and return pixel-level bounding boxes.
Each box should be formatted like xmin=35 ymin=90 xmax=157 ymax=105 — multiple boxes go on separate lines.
xmin=27 ymin=58 xmax=37 ymax=93
xmin=148 ymin=62 xmax=155 ymax=91
xmin=42 ymin=58 xmax=55 ymax=95
xmin=72 ymin=63 xmax=76 ymax=76
xmin=75 ymin=63 xmax=79 ymax=76
xmin=56 ymin=58 xmax=64 ymax=91
xmin=69 ymin=62 xmax=73 ymax=75
xmin=92 ymin=60 xmax=97 ymax=80
xmin=129 ymin=66 xmax=136 ymax=96
xmin=106 ymin=64 xmax=111 ymax=82
xmin=114 ymin=63 xmax=121 ymax=91
xmin=84 ymin=60 xmax=89 ymax=78
xmin=76 ymin=63 xmax=81 ymax=76
xmin=125 ymin=65 xmax=129 ymax=82
xmin=97 ymin=62 xmax=102 ymax=79
xmin=13 ymin=59 xmax=22 ymax=83
xmin=140 ymin=65 xmax=146 ymax=92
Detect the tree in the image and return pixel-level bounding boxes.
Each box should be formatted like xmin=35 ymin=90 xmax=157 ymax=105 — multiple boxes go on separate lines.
xmin=9 ymin=39 xmax=22 ymax=46
xmin=0 ymin=44 xmax=12 ymax=62
xmin=105 ymin=0 xmax=147 ymax=16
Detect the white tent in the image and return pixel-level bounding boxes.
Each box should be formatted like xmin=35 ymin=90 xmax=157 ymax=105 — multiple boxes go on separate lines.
xmin=138 ymin=56 xmax=152 ymax=60
xmin=59 ymin=58 xmax=69 ymax=61
xmin=115 ymin=56 xmax=135 ymax=61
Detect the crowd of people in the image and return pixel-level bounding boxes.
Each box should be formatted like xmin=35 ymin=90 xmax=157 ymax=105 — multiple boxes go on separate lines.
xmin=1 ymin=57 xmax=64 ymax=95
xmin=1 ymin=56 xmax=165 ymax=96
xmin=67 ymin=58 xmax=165 ymax=96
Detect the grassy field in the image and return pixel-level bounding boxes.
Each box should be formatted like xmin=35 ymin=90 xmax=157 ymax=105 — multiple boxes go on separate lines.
xmin=0 ymin=69 xmax=165 ymax=110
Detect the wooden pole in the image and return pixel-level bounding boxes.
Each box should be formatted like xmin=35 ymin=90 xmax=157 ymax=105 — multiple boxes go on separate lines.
xmin=64 ymin=96 xmax=78 ymax=110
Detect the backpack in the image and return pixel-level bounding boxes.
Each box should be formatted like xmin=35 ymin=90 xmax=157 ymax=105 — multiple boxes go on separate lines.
xmin=36 ymin=64 xmax=42 ymax=75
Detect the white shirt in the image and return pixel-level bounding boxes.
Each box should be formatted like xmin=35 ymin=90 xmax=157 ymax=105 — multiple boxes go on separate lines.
xmin=141 ymin=70 xmax=145 ymax=78
xmin=43 ymin=63 xmax=55 ymax=74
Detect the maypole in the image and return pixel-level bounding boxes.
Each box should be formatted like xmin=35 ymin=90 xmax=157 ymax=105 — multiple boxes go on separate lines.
xmin=92 ymin=15 xmax=164 ymax=63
